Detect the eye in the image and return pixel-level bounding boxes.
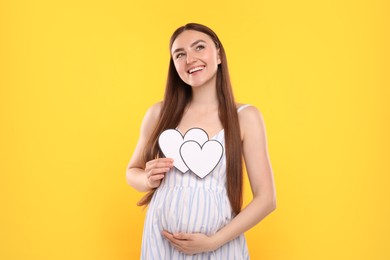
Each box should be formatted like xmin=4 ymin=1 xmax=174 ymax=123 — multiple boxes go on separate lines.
xmin=196 ymin=45 xmax=205 ymax=51
xmin=175 ymin=53 xmax=185 ymax=59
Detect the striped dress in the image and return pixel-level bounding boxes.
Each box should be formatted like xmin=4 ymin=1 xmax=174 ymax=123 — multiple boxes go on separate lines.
xmin=141 ymin=105 xmax=251 ymax=260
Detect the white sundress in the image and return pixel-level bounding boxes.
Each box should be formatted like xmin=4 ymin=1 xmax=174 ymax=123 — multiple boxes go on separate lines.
xmin=140 ymin=105 xmax=251 ymax=260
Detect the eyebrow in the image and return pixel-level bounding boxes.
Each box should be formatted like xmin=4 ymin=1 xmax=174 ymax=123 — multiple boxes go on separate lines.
xmin=172 ymin=40 xmax=206 ymax=55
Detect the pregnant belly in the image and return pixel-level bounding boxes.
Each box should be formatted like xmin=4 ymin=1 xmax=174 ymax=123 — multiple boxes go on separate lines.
xmin=152 ymin=186 xmax=233 ymax=235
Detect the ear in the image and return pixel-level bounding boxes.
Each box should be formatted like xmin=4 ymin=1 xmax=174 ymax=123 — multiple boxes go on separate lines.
xmin=217 ymin=48 xmax=221 ymax=64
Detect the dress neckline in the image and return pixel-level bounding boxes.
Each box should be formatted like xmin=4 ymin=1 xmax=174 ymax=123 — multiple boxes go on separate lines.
xmin=175 ymin=104 xmax=250 ymax=140
xmin=209 ymin=128 xmax=224 ymax=139
xmin=175 ymin=127 xmax=224 ymax=140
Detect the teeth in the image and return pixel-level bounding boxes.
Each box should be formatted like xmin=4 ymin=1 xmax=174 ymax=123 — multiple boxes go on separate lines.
xmin=188 ymin=66 xmax=204 ymax=74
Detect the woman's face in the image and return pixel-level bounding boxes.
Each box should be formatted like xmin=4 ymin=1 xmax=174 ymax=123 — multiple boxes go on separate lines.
xmin=171 ymin=30 xmax=221 ymax=88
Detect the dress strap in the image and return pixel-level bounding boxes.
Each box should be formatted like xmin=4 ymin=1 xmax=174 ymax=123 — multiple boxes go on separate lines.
xmin=237 ymin=104 xmax=251 ymax=113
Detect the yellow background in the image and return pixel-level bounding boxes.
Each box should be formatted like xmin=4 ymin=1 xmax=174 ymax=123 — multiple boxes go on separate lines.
xmin=1 ymin=0 xmax=389 ymax=259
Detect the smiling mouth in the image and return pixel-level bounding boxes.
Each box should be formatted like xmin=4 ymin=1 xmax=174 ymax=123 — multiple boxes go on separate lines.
xmin=188 ymin=66 xmax=205 ymax=74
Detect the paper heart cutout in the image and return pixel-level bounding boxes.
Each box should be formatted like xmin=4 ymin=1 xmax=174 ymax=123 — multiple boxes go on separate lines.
xmin=180 ymin=140 xmax=223 ymax=178
xmin=158 ymin=128 xmax=209 ymax=173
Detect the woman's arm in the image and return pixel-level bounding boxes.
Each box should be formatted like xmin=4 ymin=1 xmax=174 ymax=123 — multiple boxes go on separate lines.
xmin=163 ymin=106 xmax=276 ymax=254
xmin=213 ymin=106 xmax=276 ymax=247
xmin=126 ymin=102 xmax=173 ymax=192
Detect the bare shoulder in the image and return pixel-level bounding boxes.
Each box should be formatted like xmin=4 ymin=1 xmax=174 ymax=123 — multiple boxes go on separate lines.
xmin=146 ymin=101 xmax=163 ymax=118
xmin=238 ymin=104 xmax=263 ymax=121
xmin=140 ymin=101 xmax=163 ymax=136
xmin=237 ymin=104 xmax=266 ymax=139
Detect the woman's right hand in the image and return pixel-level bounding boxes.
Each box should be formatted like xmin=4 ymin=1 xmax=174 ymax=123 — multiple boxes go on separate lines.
xmin=145 ymin=158 xmax=174 ymax=189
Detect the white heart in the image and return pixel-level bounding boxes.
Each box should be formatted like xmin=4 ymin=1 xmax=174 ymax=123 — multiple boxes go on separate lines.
xmin=158 ymin=128 xmax=209 ymax=173
xmin=180 ymin=140 xmax=224 ymax=178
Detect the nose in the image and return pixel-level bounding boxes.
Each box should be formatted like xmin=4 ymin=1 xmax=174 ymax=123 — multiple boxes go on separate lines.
xmin=186 ymin=51 xmax=196 ymax=64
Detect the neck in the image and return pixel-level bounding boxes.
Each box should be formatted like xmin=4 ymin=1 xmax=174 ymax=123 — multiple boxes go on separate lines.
xmin=189 ymin=76 xmax=219 ymax=111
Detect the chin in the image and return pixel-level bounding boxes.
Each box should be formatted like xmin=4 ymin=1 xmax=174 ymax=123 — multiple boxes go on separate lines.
xmin=187 ymin=77 xmax=215 ymax=88
xmin=189 ymin=82 xmax=205 ymax=88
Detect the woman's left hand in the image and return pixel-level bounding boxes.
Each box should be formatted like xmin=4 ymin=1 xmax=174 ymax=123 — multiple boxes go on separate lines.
xmin=162 ymin=230 xmax=218 ymax=255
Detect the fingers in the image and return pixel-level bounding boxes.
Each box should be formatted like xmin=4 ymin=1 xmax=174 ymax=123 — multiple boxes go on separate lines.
xmin=163 ymin=231 xmax=191 ymax=240
xmin=148 ymin=173 xmax=165 ymax=182
xmin=145 ymin=158 xmax=174 ymax=189
xmin=146 ymin=158 xmax=174 ymax=166
xmin=162 ymin=231 xmax=194 ymax=255
xmin=145 ymin=158 xmax=174 ymax=173
xmin=162 ymin=231 xmax=185 ymax=250
xmin=145 ymin=158 xmax=174 ymax=171
xmin=162 ymin=230 xmax=172 ymax=239
xmin=148 ymin=167 xmax=171 ymax=175
xmin=173 ymin=233 xmax=191 ymax=240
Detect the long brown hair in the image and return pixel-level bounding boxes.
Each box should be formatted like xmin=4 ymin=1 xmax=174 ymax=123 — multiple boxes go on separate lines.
xmin=137 ymin=23 xmax=243 ymax=215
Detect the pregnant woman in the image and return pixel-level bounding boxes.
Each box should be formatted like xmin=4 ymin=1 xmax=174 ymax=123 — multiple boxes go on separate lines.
xmin=126 ymin=23 xmax=277 ymax=259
